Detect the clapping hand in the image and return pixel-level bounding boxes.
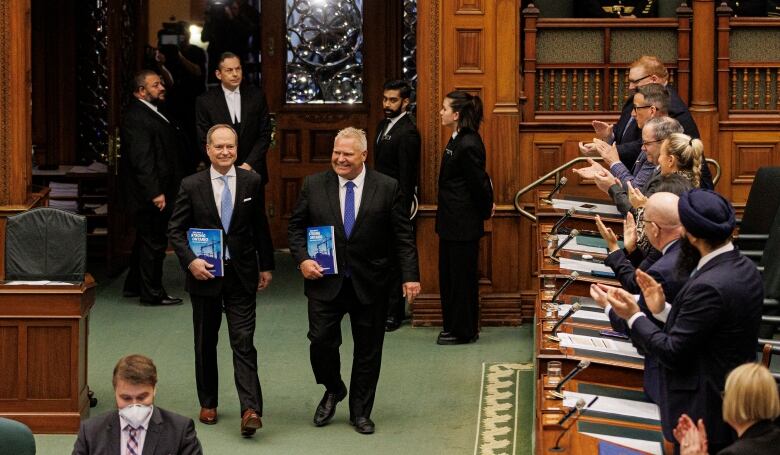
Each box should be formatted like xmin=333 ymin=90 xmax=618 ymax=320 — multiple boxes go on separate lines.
xmin=604 ymin=286 xmax=641 ymax=320
xmin=623 ymin=212 xmax=637 ymax=253
xmin=635 ymin=268 xmax=666 ymax=314
xmin=573 ymin=158 xmax=608 ymax=180
xmin=592 ymin=120 xmax=613 ymax=141
xmin=627 ymin=181 xmax=648 ymax=209
xmin=674 ymin=414 xmax=709 ymax=455
xmin=593 ymin=169 xmax=620 ymax=194
xmin=589 ymin=283 xmax=615 ymax=309
xmin=595 ymin=215 xmax=620 ymax=252
xmin=592 ymin=138 xmax=620 ymax=167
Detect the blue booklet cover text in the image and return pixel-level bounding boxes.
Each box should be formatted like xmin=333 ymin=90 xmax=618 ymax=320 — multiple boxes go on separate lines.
xmin=188 ymin=228 xmax=224 ymax=277
xmin=307 ymin=226 xmax=338 ymax=275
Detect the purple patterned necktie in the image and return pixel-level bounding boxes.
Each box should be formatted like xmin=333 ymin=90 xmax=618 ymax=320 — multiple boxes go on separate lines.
xmin=126 ymin=425 xmax=139 ymax=455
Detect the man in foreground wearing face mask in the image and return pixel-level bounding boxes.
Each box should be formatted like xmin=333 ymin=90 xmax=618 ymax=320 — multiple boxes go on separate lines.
xmin=600 ymin=189 xmax=763 ymax=453
xmin=72 ymin=354 xmax=202 ymax=455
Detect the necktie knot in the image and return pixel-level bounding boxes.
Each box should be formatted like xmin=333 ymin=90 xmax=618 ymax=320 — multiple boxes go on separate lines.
xmin=346 ymin=181 xmax=355 ymax=190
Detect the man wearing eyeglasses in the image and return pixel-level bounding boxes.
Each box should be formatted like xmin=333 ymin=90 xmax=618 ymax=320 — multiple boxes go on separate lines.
xmin=580 ymin=56 xmax=706 ymax=186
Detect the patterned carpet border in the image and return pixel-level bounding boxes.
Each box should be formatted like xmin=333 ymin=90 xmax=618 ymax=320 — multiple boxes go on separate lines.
xmin=474 ymin=362 xmax=535 ymax=455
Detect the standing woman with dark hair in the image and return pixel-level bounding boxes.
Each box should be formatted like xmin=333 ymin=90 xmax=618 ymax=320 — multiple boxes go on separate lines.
xmin=435 ymin=91 xmax=494 ymax=345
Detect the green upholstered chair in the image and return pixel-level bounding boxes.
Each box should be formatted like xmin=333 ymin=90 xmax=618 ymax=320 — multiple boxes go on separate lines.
xmin=0 ymin=418 xmax=36 ymax=455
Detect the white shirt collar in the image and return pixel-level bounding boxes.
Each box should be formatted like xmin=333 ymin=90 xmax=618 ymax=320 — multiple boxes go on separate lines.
xmin=337 ymin=164 xmax=367 ymax=189
xmin=451 ymin=131 xmax=458 ymax=140
xmin=119 ymin=406 xmax=154 ymax=430
xmin=385 ymin=111 xmax=406 ymax=130
xmin=222 ymin=85 xmax=240 ymax=97
xmin=210 ymin=165 xmax=237 ymax=180
xmin=696 ymin=241 xmax=734 ymax=271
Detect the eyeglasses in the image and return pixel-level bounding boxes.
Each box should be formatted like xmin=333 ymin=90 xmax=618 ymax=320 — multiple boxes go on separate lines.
xmin=632 ymin=104 xmax=654 ymax=113
xmin=641 ymin=139 xmax=663 ymax=147
xmin=628 ymin=74 xmax=652 ymax=85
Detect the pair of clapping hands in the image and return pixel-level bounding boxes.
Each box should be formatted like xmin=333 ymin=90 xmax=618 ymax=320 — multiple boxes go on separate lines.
xmin=588 ymin=267 xmax=666 ymax=321
xmin=574 ymin=160 xmax=648 ymax=209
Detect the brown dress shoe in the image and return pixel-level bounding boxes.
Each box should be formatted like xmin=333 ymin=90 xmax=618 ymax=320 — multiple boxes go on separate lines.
xmin=199 ymin=407 xmax=217 ymax=425
xmin=241 ymin=409 xmax=262 ymax=436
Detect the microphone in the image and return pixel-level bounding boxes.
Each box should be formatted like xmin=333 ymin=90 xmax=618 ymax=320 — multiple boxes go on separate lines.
xmin=550 ymin=272 xmax=579 ymax=303
xmin=550 ymin=208 xmax=576 ymax=236
xmin=542 ymin=176 xmax=568 ymax=204
xmin=556 ymin=398 xmax=586 ymax=426
xmin=550 ymin=229 xmax=579 ymax=262
xmin=545 ymin=302 xmax=581 ymax=342
xmin=549 ymin=397 xmax=598 ymax=452
xmin=549 ymin=360 xmax=591 ymax=399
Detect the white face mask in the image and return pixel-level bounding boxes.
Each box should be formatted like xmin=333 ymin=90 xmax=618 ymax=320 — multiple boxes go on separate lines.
xmin=119 ymin=403 xmax=153 ymax=428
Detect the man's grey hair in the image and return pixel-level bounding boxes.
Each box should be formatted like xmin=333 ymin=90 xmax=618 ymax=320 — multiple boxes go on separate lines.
xmin=335 ymin=127 xmax=368 ymax=152
xmin=646 ymin=116 xmax=683 ymax=141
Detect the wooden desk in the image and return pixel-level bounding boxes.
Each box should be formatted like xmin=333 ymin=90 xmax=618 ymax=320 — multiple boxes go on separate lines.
xmin=0 ymin=275 xmax=96 ymax=433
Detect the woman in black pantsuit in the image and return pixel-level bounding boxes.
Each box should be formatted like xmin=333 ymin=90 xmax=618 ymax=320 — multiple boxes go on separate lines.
xmin=435 ymin=91 xmax=494 ymax=345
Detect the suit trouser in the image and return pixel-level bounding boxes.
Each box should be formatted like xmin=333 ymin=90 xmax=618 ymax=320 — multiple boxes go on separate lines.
xmin=308 ymin=278 xmax=386 ymax=419
xmin=438 ymin=238 xmax=480 ymax=339
xmin=190 ymin=264 xmax=263 ymax=415
xmin=385 ymin=260 xmax=405 ymax=322
xmin=123 ymin=205 xmax=171 ymax=301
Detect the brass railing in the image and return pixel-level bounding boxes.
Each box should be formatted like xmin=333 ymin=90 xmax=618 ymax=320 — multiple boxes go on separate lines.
xmin=512 ymin=157 xmax=722 ymax=222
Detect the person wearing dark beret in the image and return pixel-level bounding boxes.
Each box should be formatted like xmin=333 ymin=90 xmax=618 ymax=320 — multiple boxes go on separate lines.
xmin=600 ymin=189 xmax=764 ymax=452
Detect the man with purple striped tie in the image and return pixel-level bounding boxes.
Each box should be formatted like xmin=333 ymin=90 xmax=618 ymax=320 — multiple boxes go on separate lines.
xmin=72 ymin=355 xmax=202 ymax=455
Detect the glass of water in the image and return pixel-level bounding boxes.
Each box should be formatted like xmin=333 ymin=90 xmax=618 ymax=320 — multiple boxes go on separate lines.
xmin=546 ymin=361 xmax=562 ymax=386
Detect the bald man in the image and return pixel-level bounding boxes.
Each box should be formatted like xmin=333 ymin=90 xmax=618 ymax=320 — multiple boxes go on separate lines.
xmin=592 ymin=192 xmax=688 ymax=403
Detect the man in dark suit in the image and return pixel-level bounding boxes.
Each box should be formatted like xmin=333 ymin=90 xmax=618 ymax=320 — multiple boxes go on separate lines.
xmin=604 ymin=189 xmax=763 ymax=452
xmin=582 ymin=56 xmax=712 ymax=188
xmin=121 ymin=69 xmax=186 ymax=306
xmin=374 ymin=80 xmax=421 ymax=332
xmin=195 ymin=52 xmax=272 ymax=191
xmin=168 ymin=124 xmax=274 ymax=437
xmin=592 ymin=192 xmax=688 ymax=404
xmin=288 ymin=127 xmax=420 ymax=434
xmin=72 ymin=354 xmax=202 ymax=455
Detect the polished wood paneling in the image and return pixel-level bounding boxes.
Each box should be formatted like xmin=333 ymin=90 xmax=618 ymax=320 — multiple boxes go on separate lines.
xmin=27 ymin=325 xmax=72 ymax=399
xmin=456 ymin=0 xmax=483 ymax=14
xmin=0 ymin=326 xmax=19 ymax=399
xmin=310 ymin=131 xmax=338 ymax=163
xmin=455 ymin=29 xmax=483 ymax=73
xmin=280 ymin=131 xmax=302 ymax=163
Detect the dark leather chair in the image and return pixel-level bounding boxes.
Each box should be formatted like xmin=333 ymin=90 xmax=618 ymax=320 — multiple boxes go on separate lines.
xmin=4 ymin=207 xmax=86 ymax=281
xmin=735 ymin=167 xmax=780 ymax=261
xmin=0 ymin=417 xmax=35 ymax=455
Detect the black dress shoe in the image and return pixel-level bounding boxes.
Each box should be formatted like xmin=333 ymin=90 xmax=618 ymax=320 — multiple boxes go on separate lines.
xmin=140 ymin=296 xmax=183 ymax=306
xmin=313 ymin=385 xmax=347 ymax=427
xmin=385 ymin=318 xmax=401 ymax=332
xmin=437 ymin=333 xmax=479 ymax=345
xmin=350 ymin=416 xmax=375 ymax=434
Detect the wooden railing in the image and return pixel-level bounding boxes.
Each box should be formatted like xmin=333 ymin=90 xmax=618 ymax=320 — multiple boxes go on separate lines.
xmin=521 ymin=3 xmax=692 ymax=121
xmin=718 ymin=5 xmax=780 ymax=118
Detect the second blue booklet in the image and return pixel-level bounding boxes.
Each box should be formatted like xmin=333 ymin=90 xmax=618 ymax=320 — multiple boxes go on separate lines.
xmin=307 ymin=226 xmax=338 ymax=275
xmin=187 ymin=228 xmax=224 ymax=277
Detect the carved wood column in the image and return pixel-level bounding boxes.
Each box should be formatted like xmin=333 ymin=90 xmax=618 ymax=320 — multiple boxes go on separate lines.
xmin=0 ymin=0 xmax=36 ymax=280
xmin=689 ymin=0 xmax=719 ymax=185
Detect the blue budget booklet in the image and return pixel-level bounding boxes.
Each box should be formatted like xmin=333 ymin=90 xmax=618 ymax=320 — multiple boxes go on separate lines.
xmin=307 ymin=226 xmax=338 ymax=275
xmin=187 ymin=228 xmax=224 ymax=277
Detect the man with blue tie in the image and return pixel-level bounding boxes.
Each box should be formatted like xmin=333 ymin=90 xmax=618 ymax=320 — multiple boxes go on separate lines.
xmin=288 ymin=127 xmax=421 ymax=434
xmin=168 ymin=124 xmax=274 ymax=437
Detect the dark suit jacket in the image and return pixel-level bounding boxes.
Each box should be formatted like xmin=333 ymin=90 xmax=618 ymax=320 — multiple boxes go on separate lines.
xmin=195 ymin=85 xmax=272 ymax=185
xmin=629 ymin=249 xmax=763 ymax=445
xmin=605 ymin=240 xmax=686 ymax=404
xmin=718 ymin=420 xmax=780 ymax=455
xmin=436 ymin=128 xmax=494 ymax=241
xmin=71 ymin=407 xmax=202 ymax=455
xmin=374 ymin=114 xmax=421 ymax=215
xmin=120 ymin=99 xmax=186 ymax=213
xmin=168 ymin=167 xmax=275 ymax=296
xmin=287 ymin=168 xmax=419 ymax=306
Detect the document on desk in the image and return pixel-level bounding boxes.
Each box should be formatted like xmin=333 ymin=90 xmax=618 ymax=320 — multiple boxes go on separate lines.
xmin=551 ymin=198 xmax=622 ymax=216
xmin=563 ymin=391 xmax=660 ymax=424
xmin=4 ymin=280 xmax=76 ymax=285
xmin=587 ymin=434 xmax=662 ymax=455
xmin=558 ymin=235 xmax=608 ymax=254
xmin=558 ymin=332 xmax=643 ymax=359
xmin=559 ymin=257 xmax=615 ymax=275
xmin=559 ymin=304 xmax=610 ymax=323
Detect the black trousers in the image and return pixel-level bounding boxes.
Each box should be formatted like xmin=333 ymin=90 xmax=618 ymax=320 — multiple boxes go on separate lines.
xmin=190 ymin=264 xmax=263 ymax=415
xmin=308 ymin=279 xmax=386 ymax=420
xmin=438 ymin=238 xmax=480 ymax=339
xmin=385 ymin=260 xmax=406 ymax=322
xmin=123 ymin=205 xmax=171 ymax=302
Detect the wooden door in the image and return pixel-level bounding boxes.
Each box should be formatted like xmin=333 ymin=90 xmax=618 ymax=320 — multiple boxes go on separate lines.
xmin=260 ymin=0 xmax=402 ymax=246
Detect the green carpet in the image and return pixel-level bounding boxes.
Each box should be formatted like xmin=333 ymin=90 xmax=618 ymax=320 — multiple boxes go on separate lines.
xmin=33 ymin=253 xmax=534 ymax=454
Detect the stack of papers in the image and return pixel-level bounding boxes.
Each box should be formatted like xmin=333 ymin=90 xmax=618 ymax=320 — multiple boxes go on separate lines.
xmin=563 ymin=391 xmax=660 ymax=423
xmin=558 ymin=332 xmax=643 ymax=359
xmin=559 ymin=257 xmax=615 ymax=275
xmin=48 ymin=182 xmax=78 ymax=197
xmin=551 ymin=198 xmax=621 ymax=216
xmin=49 ymin=199 xmax=78 ymax=212
xmin=558 ymin=234 xmax=609 ymax=254
xmin=559 ymin=304 xmax=609 ymax=323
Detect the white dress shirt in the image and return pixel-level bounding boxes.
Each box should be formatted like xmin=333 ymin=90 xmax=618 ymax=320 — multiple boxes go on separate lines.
xmin=119 ymin=407 xmax=154 ymax=455
xmin=337 ymin=165 xmax=366 ymax=224
xmin=139 ymin=99 xmax=169 ymax=123
xmin=222 ymin=85 xmax=241 ymax=124
xmin=210 ymin=165 xmax=237 ymax=218
xmin=381 ymin=111 xmax=407 ymax=137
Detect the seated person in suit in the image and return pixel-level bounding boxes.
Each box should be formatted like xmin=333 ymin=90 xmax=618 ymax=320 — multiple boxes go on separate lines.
xmin=676 ymin=362 xmax=780 ymax=455
xmin=72 ymin=354 xmax=202 ymax=455
xmin=603 ymin=189 xmax=763 ymax=452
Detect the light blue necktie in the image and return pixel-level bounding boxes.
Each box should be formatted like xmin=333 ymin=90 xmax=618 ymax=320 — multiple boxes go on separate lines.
xmin=344 ymin=181 xmax=356 ymax=238
xmin=220 ymin=175 xmax=233 ymax=259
